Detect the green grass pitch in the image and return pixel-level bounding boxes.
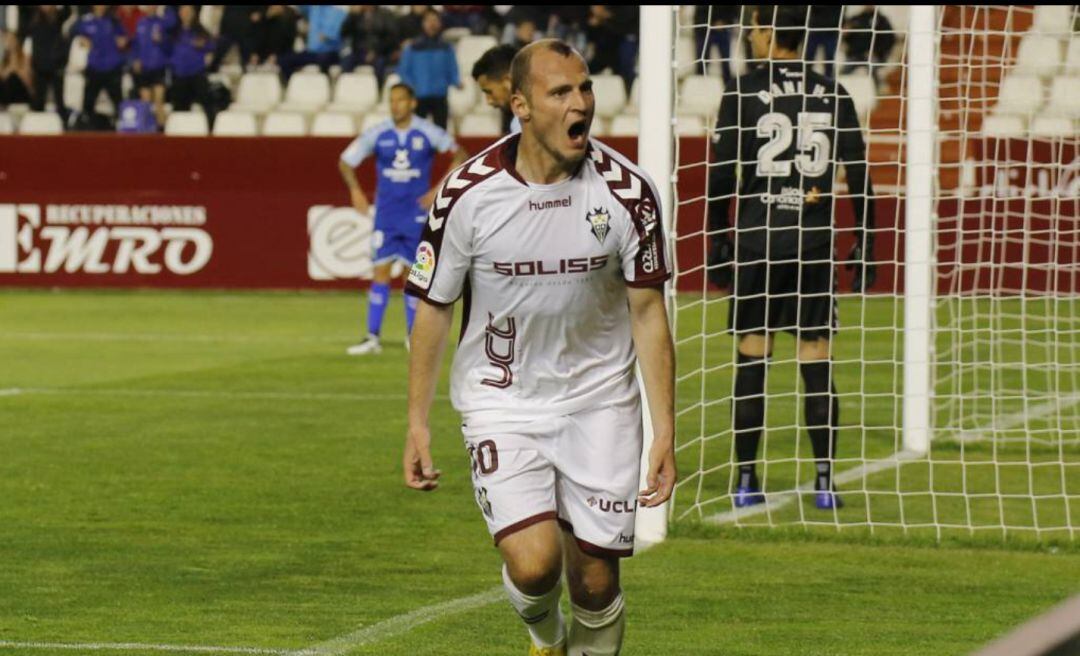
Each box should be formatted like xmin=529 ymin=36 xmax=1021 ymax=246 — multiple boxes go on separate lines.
xmin=1 ymin=289 xmax=1078 ymax=655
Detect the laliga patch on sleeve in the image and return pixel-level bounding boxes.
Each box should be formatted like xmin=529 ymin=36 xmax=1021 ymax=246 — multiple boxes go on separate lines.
xmin=408 ymin=240 xmax=436 ymax=290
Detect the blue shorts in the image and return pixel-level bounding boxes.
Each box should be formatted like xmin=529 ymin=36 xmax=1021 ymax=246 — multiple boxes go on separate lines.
xmin=372 ymin=205 xmax=427 ymax=265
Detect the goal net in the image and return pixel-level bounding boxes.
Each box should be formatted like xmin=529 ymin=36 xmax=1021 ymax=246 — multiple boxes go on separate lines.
xmin=663 ymin=5 xmax=1080 ymax=541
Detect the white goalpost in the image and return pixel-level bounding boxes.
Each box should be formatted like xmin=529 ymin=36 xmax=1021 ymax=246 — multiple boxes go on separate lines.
xmin=638 ymin=4 xmax=1080 ymax=543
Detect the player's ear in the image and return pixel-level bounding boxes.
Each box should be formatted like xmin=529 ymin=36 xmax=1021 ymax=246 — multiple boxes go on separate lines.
xmin=510 ymin=90 xmax=530 ymax=122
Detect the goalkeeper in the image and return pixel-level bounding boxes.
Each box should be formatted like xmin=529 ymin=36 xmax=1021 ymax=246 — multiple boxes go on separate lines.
xmin=707 ymin=4 xmax=877 ymax=510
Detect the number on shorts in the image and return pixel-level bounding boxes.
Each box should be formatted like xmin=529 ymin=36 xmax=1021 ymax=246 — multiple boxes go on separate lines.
xmin=470 ymin=439 xmax=499 ymax=475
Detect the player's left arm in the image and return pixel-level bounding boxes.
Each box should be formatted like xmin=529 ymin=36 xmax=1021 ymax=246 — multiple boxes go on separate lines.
xmin=627 ymin=285 xmax=677 ymax=508
xmin=836 ymin=88 xmax=878 ymax=292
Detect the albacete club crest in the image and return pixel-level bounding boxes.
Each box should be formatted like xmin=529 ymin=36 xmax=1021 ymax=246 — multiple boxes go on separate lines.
xmin=586 ymin=207 xmax=611 ymax=244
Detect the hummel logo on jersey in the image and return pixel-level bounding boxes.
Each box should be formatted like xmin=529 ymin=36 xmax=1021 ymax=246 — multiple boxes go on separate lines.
xmin=586 ymin=207 xmax=610 ymax=244
xmin=528 ymin=196 xmax=572 ymax=212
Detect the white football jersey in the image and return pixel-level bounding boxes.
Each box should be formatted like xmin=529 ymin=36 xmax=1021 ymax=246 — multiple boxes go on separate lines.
xmin=405 ymin=134 xmax=670 ymax=428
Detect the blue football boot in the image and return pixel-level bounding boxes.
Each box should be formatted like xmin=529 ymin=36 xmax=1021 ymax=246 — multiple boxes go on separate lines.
xmin=734 ymin=486 xmax=766 ymax=508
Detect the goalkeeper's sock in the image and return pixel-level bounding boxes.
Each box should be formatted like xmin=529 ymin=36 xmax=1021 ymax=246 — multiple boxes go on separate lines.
xmin=568 ymin=593 xmax=624 ymax=656
xmin=801 ymin=360 xmax=839 ymax=490
xmin=734 ymin=353 xmax=767 ymax=483
xmin=502 ymin=565 xmax=566 ymax=649
xmin=404 ymin=292 xmax=419 ymax=334
xmin=366 ymin=282 xmax=390 ymax=338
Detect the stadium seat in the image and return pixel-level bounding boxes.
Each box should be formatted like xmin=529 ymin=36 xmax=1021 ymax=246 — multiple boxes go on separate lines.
xmin=165 ymin=111 xmax=210 ymax=136
xmin=1032 ymin=5 xmax=1075 ymax=37
xmin=626 ymin=78 xmax=641 ymax=114
xmin=1066 ymin=39 xmax=1080 ymax=74
xmin=457 ymin=113 xmax=502 ymax=137
xmin=63 ymin=72 xmax=84 ymax=112
xmin=0 ymin=112 xmax=14 ymax=134
xmin=360 ymin=112 xmax=390 ymax=133
xmin=326 ymin=72 xmax=379 ymax=114
xmin=590 ymin=117 xmax=611 ymax=137
xmin=17 ymin=111 xmax=64 ymax=135
xmin=66 ymin=37 xmax=89 ymax=72
xmin=1030 ymin=115 xmax=1074 ymax=138
xmin=994 ymin=74 xmax=1044 ymax=116
xmin=675 ymin=114 xmax=707 ymax=136
xmin=279 ymin=72 xmax=331 ymax=113
xmin=311 ymin=112 xmax=356 ymax=137
xmin=1044 ymin=76 xmax=1080 ymax=118
xmin=981 ymin=113 xmax=1025 ymax=138
xmin=1013 ymin=34 xmax=1062 ymax=79
xmin=838 ymin=73 xmax=878 ymax=118
xmin=678 ymin=75 xmax=724 ymax=118
xmin=455 ymin=35 xmax=498 ymax=81
xmin=609 ymin=114 xmax=640 ymax=137
xmin=592 ymin=74 xmax=628 ymax=119
xmin=212 ymin=110 xmax=258 ymax=136
xmin=262 ymin=112 xmax=307 ymax=136
xmin=379 ymin=73 xmax=402 ymax=109
xmin=448 ymin=79 xmax=478 ymax=118
xmin=675 ymin=35 xmax=697 ymax=79
xmin=230 ymin=72 xmax=283 ymax=113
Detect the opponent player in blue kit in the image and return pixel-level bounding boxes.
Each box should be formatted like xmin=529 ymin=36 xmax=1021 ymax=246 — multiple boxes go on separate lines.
xmin=339 ymin=82 xmax=467 ymax=355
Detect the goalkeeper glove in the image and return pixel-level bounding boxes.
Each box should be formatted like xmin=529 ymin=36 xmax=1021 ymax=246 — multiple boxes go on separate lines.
xmin=708 ymin=235 xmax=734 ymax=289
xmin=845 ymin=235 xmax=876 ymax=293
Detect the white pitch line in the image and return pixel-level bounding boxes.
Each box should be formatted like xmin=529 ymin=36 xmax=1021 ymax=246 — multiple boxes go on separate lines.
xmin=294 ymin=586 xmax=504 ymax=656
xmin=0 ymin=641 xmax=291 ymax=655
xmin=952 ymin=393 xmax=1080 ymax=443
xmin=0 ymin=388 xmax=22 ymax=397
xmin=1 ymin=387 xmax=450 ymax=403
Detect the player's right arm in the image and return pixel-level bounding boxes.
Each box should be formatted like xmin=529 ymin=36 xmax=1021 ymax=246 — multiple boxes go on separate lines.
xmin=339 ymin=127 xmax=379 ymax=216
xmin=404 ymin=299 xmax=452 ymax=491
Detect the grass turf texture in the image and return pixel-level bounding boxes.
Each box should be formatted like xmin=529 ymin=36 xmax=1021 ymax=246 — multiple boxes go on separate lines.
xmin=0 ymin=289 xmax=1077 ymax=655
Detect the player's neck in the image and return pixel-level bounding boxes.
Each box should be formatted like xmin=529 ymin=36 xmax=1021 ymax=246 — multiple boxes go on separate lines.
xmin=515 ymin=130 xmax=576 ymax=185
xmin=394 ymin=115 xmax=413 ymax=130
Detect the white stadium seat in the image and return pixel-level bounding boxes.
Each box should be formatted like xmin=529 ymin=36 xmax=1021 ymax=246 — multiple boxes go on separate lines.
xmin=675 ymin=34 xmax=697 ymax=79
xmin=165 ymin=111 xmax=209 ymax=136
xmin=591 ymin=74 xmax=627 ymax=120
xmin=17 ymin=112 xmax=63 ymax=135
xmin=262 ymin=112 xmax=307 ymax=136
xmin=63 ymin=72 xmax=84 ymax=113
xmin=311 ymin=112 xmax=356 ymax=137
xmin=627 ymin=78 xmax=641 ymax=114
xmin=981 ymin=113 xmax=1025 ymax=138
xmin=279 ymin=72 xmax=331 ymax=113
xmin=675 ymin=114 xmax=707 ymax=136
xmin=212 ymin=110 xmax=258 ymax=136
xmin=230 ymin=72 xmax=283 ymax=113
xmin=1013 ymin=34 xmax=1062 ymax=79
xmin=0 ymin=112 xmax=15 ymax=134
xmin=1066 ymin=39 xmax=1080 ymax=74
xmin=360 ymin=112 xmax=390 ymax=133
xmin=1044 ymin=76 xmax=1080 ymax=118
xmin=1030 ymin=115 xmax=1074 ymax=138
xmin=1032 ymin=5 xmax=1075 ymax=37
xmin=379 ymin=73 xmax=402 ymax=109
xmin=327 ymin=72 xmax=378 ymax=114
xmin=455 ymin=35 xmax=497 ymax=81
xmin=66 ymin=36 xmax=89 ymax=72
xmin=678 ymin=75 xmax=724 ymax=118
xmin=448 ymin=79 xmax=477 ymax=118
xmin=838 ymin=73 xmax=878 ymax=118
xmin=457 ymin=113 xmax=502 ymax=137
xmin=608 ymin=114 xmax=640 ymax=137
xmin=994 ymin=75 xmax=1044 ymax=116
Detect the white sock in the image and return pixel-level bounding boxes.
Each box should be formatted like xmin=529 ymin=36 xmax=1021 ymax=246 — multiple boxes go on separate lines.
xmin=502 ymin=565 xmax=566 ymax=648
xmin=569 ymin=593 xmax=625 ymax=656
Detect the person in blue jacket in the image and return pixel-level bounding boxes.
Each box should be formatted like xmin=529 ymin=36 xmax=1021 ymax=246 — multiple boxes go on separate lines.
xmin=73 ymin=5 xmax=128 ymax=118
xmin=169 ymin=5 xmax=216 ymax=127
xmin=397 ymin=9 xmax=460 ymax=129
xmin=278 ymin=5 xmax=346 ymax=80
xmin=131 ymin=5 xmax=177 ymax=129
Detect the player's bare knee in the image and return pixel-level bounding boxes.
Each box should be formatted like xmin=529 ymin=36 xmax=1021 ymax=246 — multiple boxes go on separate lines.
xmin=504 ymin=555 xmax=562 ymax=595
xmin=797 ymin=338 xmax=830 ymax=362
xmin=566 ymin=557 xmax=619 ymax=611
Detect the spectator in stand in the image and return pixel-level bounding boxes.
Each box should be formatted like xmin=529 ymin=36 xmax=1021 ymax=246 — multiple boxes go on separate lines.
xmin=169 ymin=5 xmax=217 ymax=127
xmin=397 ymin=9 xmax=459 ymax=129
xmin=441 ymin=6 xmax=494 ymax=35
xmin=398 ymin=6 xmax=431 ymax=43
xmin=0 ymin=30 xmax=32 ymax=107
xmin=842 ymin=6 xmax=895 ymax=91
xmin=116 ymin=5 xmax=145 ymax=40
xmin=806 ymin=5 xmax=843 ymax=79
xmin=131 ymin=6 xmax=176 ymax=130
xmin=507 ymin=18 xmax=538 ymax=50
xmin=117 ymin=85 xmax=158 ymax=133
xmin=73 ymin=6 xmax=129 ymax=120
xmin=500 ymin=6 xmax=545 ymax=45
xmin=211 ymin=5 xmax=264 ymax=72
xmin=340 ymin=5 xmax=400 ymax=87
xmin=278 ymin=5 xmax=346 ymax=80
xmin=26 ymin=5 xmax=71 ymax=121
xmin=470 ymin=43 xmax=518 ymax=133
xmin=585 ymin=5 xmax=638 ymax=92
xmin=252 ymin=5 xmax=298 ymax=68
xmin=694 ymin=5 xmax=740 ymax=83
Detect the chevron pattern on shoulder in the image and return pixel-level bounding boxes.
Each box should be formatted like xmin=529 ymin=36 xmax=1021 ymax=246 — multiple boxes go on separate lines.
xmin=431 ymin=151 xmax=501 ymax=221
xmin=590 ymin=144 xmax=645 ymax=205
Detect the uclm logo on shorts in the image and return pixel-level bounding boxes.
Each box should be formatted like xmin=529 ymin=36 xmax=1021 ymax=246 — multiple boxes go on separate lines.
xmin=0 ymin=203 xmax=212 ymax=276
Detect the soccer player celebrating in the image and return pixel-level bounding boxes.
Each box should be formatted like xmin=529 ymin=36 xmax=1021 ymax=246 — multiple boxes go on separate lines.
xmin=339 ymin=82 xmax=467 ymax=355
xmin=471 ymin=43 xmax=521 ymax=134
xmin=707 ymin=5 xmax=877 ymax=509
xmin=403 ymin=39 xmax=676 ymax=656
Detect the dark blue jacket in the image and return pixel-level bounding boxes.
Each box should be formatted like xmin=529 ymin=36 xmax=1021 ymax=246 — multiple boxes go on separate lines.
xmin=398 ymin=36 xmax=460 ymax=99
xmin=170 ymin=27 xmax=214 ymax=77
xmin=131 ymin=9 xmax=177 ymax=73
xmin=73 ymin=13 xmax=126 ymax=73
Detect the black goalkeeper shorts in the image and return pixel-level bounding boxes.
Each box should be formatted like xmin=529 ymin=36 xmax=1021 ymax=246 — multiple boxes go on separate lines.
xmin=727 ymin=246 xmax=838 ymax=340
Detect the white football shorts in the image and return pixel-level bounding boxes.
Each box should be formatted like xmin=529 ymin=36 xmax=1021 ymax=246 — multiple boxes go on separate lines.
xmin=462 ymin=396 xmax=643 ymax=558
